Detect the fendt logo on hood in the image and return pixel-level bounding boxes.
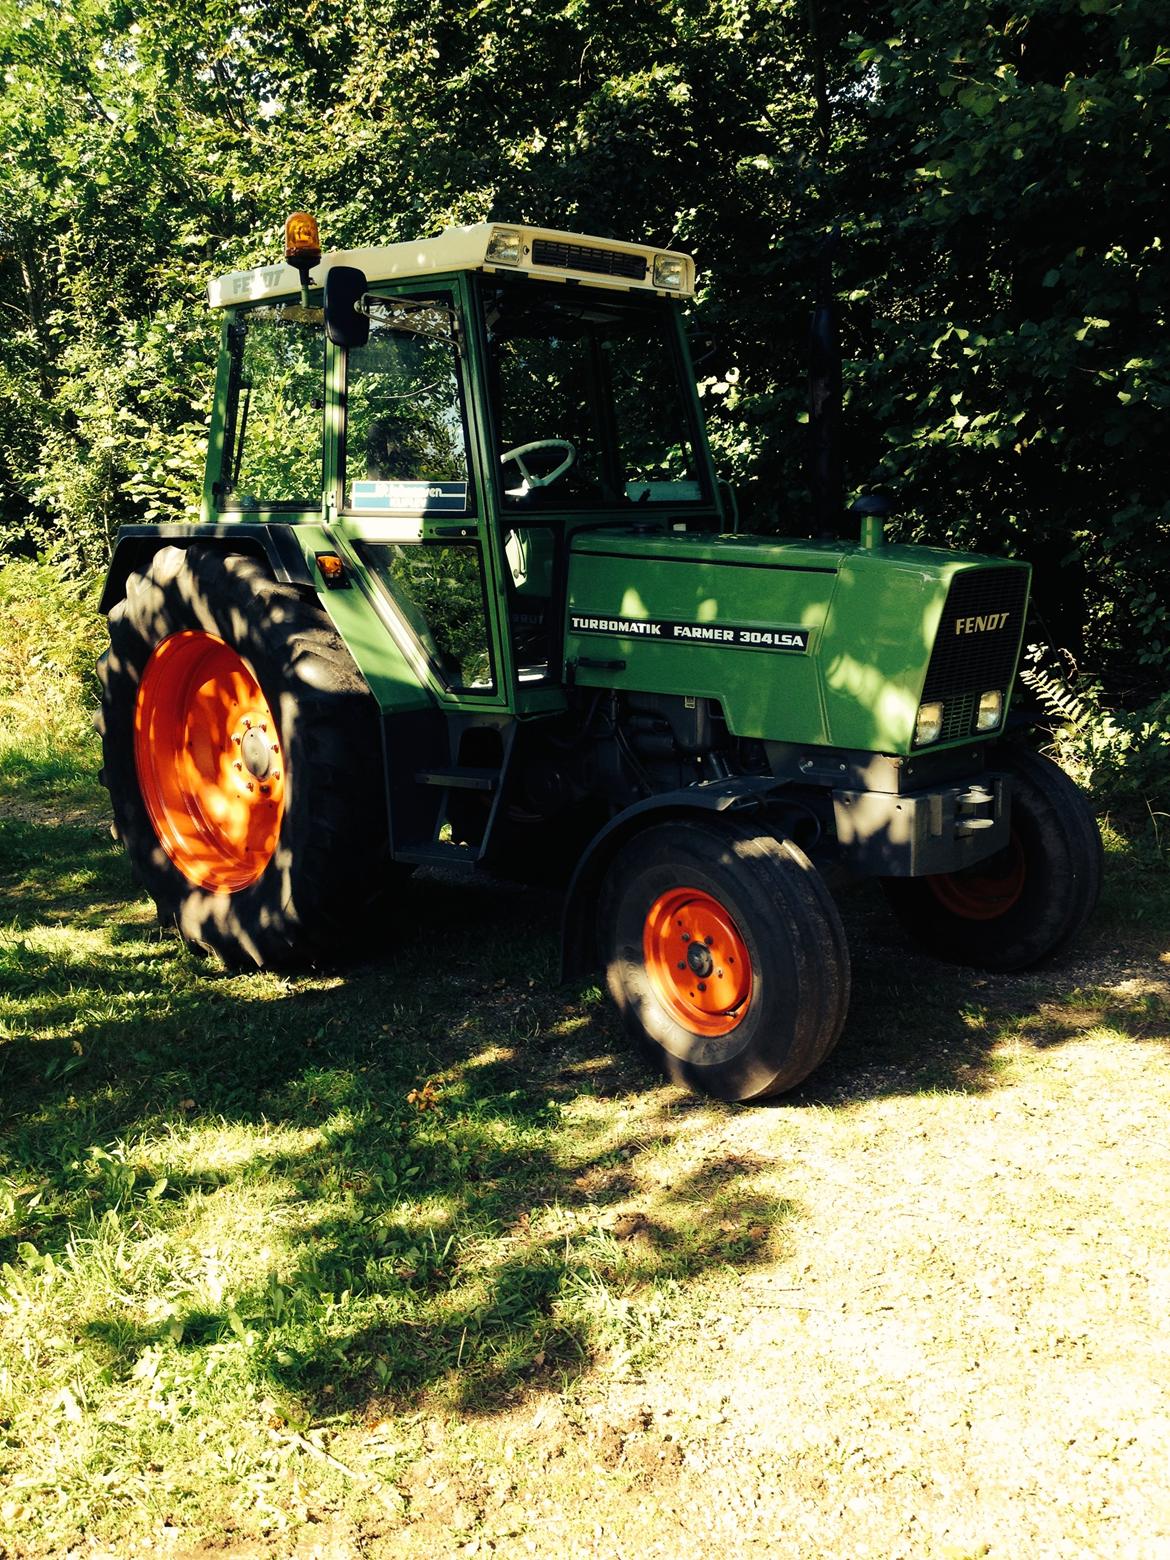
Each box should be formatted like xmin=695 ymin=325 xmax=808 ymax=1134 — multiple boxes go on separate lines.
xmin=955 ymin=612 xmax=1011 ymax=635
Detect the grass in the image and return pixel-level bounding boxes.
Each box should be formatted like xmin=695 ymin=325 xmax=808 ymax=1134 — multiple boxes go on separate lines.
xmin=0 ymin=732 xmax=795 ymax=1553
xmin=1 ymin=721 xmax=1168 ymax=1557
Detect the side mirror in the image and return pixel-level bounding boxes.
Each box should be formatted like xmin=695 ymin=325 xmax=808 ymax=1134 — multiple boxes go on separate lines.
xmin=324 ymin=266 xmax=370 ymax=349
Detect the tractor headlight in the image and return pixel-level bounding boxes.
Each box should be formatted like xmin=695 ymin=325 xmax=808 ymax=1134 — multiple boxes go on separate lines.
xmin=653 ymin=254 xmax=684 ymax=290
xmin=977 ymin=689 xmax=1004 ymax=731
xmin=485 ymin=228 xmax=522 ymax=265
xmin=914 ymin=701 xmax=944 ymax=746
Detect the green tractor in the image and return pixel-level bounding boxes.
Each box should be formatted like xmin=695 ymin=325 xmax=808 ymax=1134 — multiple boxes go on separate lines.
xmin=96 ymin=216 xmax=1101 ymax=1101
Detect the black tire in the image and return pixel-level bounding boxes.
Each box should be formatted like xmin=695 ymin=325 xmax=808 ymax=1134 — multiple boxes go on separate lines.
xmin=96 ymin=545 xmax=395 ymax=968
xmin=881 ymin=745 xmax=1103 ymax=972
xmin=597 ymin=817 xmax=851 ymax=1102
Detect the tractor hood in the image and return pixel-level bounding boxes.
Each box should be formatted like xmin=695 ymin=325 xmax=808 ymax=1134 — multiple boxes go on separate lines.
xmin=563 ymin=526 xmax=1031 ymax=755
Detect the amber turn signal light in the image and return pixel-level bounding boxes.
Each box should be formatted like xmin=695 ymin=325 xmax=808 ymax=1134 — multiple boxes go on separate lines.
xmin=315 ymin=552 xmax=347 ymax=588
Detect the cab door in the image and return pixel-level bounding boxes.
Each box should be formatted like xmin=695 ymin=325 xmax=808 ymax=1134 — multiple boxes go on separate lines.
xmin=472 ymin=274 xmax=721 ymax=716
xmin=330 ymin=278 xmax=511 ymax=863
xmin=333 ymin=280 xmax=504 ymax=706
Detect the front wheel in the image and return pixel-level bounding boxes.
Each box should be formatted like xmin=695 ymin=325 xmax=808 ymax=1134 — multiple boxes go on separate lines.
xmin=598 ymin=818 xmax=851 ymax=1101
xmin=881 ymin=745 xmax=1102 ymax=971
xmin=97 ymin=545 xmax=394 ymax=968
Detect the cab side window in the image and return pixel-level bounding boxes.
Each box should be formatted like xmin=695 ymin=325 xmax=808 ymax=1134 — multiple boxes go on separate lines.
xmin=343 ymin=299 xmax=469 ymax=513
xmin=221 ymin=307 xmax=325 ymax=509
xmin=360 ymin=541 xmax=495 ymax=693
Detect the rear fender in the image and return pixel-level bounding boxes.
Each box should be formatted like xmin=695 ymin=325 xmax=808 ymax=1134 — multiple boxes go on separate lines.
xmin=99 ymin=524 xmax=316 ymax=614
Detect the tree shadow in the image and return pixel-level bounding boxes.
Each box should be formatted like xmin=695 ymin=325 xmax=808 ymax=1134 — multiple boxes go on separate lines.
xmin=791 ymin=876 xmax=1166 ymax=1105
xmin=2 ymin=802 xmax=799 ymax=1422
xmin=1 ymin=771 xmax=1162 ymax=1429
xmin=63 ymin=1030 xmax=799 ymax=1417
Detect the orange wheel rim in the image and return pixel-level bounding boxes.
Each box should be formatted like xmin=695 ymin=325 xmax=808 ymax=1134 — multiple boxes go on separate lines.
xmin=643 ymin=886 xmax=752 ymax=1036
xmin=927 ymin=831 xmax=1026 ymax=921
xmin=134 ymin=631 xmax=285 ymax=892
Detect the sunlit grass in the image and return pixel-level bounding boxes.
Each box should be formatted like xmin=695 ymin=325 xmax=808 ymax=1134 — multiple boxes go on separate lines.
xmin=0 ymin=715 xmax=1167 ymax=1552
xmin=0 ymin=735 xmax=810 ymax=1550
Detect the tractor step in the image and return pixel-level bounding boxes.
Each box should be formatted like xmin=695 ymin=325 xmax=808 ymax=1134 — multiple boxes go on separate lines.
xmin=414 ymin=766 xmax=500 ymax=792
xmin=396 ymin=841 xmax=480 ymax=871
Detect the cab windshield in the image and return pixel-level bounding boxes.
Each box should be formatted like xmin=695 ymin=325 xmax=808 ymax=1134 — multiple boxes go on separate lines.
xmin=483 ymin=280 xmax=708 ymax=509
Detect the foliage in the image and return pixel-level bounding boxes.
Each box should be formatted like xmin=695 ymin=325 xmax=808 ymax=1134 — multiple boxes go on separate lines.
xmin=0 ymin=0 xmax=1166 ymax=675
xmin=1020 ymin=659 xmax=1170 ymax=817
xmin=841 ymin=0 xmax=1170 ymax=668
xmin=0 ymin=558 xmax=104 ymax=746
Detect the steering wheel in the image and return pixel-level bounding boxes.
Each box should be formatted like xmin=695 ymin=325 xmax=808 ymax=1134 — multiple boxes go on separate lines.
xmin=500 ymin=439 xmax=577 ymax=494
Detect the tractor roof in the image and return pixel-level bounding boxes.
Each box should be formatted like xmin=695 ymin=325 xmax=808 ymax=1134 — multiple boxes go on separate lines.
xmin=207 ymin=222 xmax=696 ymax=309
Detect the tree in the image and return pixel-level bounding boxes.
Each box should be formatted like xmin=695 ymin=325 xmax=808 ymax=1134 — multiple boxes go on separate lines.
xmin=0 ymin=0 xmax=1164 ymax=679
xmin=839 ymin=0 xmax=1170 ymax=671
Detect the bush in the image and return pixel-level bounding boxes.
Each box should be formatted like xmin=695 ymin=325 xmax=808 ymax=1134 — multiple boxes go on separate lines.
xmin=0 ymin=558 xmax=105 ymax=749
xmin=1019 ymin=660 xmax=1170 ymax=821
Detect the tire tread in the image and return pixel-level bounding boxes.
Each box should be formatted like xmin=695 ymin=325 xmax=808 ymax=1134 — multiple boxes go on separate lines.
xmin=98 ymin=545 xmax=392 ymax=969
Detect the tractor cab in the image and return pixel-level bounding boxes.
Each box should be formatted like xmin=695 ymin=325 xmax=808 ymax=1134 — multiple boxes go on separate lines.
xmin=201 ymin=222 xmax=716 ymax=717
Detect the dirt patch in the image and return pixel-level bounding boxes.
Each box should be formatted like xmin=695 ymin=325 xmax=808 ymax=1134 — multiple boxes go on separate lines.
xmin=374 ymin=951 xmax=1170 ymax=1560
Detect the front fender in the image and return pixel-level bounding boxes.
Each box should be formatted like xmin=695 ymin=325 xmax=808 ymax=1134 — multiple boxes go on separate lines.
xmin=560 ymin=776 xmax=788 ymax=979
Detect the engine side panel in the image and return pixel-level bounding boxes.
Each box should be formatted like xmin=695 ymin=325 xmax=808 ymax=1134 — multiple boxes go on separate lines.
xmin=565 ymin=532 xmax=838 ymax=744
xmin=563 ymin=530 xmax=1030 ymax=755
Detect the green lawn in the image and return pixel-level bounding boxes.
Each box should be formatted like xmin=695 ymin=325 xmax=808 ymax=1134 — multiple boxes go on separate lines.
xmin=1 ymin=731 xmax=1167 ymax=1557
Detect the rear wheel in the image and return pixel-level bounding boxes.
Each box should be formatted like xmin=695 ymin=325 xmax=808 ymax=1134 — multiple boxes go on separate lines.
xmin=598 ymin=818 xmax=851 ymax=1101
xmin=881 ymin=745 xmax=1102 ymax=971
xmin=97 ymin=545 xmax=393 ymax=968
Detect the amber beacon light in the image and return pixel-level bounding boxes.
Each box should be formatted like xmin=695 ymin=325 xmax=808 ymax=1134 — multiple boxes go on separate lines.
xmin=285 ymin=211 xmax=321 ymax=271
xmin=284 ymin=211 xmax=321 ymax=305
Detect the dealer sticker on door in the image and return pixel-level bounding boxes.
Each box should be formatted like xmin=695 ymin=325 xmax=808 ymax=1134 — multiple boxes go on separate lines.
xmin=351 ymin=480 xmax=469 ymax=513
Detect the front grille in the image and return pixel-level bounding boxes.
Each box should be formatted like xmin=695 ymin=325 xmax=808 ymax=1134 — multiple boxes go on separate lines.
xmin=937 ymin=690 xmax=980 ymax=744
xmin=922 ymin=567 xmax=1029 ymax=742
xmin=531 ymin=239 xmax=647 ymax=281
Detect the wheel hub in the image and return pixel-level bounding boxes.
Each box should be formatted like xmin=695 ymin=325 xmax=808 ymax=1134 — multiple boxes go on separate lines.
xmin=643 ymin=886 xmax=752 ymax=1037
xmin=240 ymin=724 xmax=275 ymax=780
xmin=686 ymin=941 xmax=714 ymax=978
xmin=134 ymin=630 xmax=285 ymax=892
